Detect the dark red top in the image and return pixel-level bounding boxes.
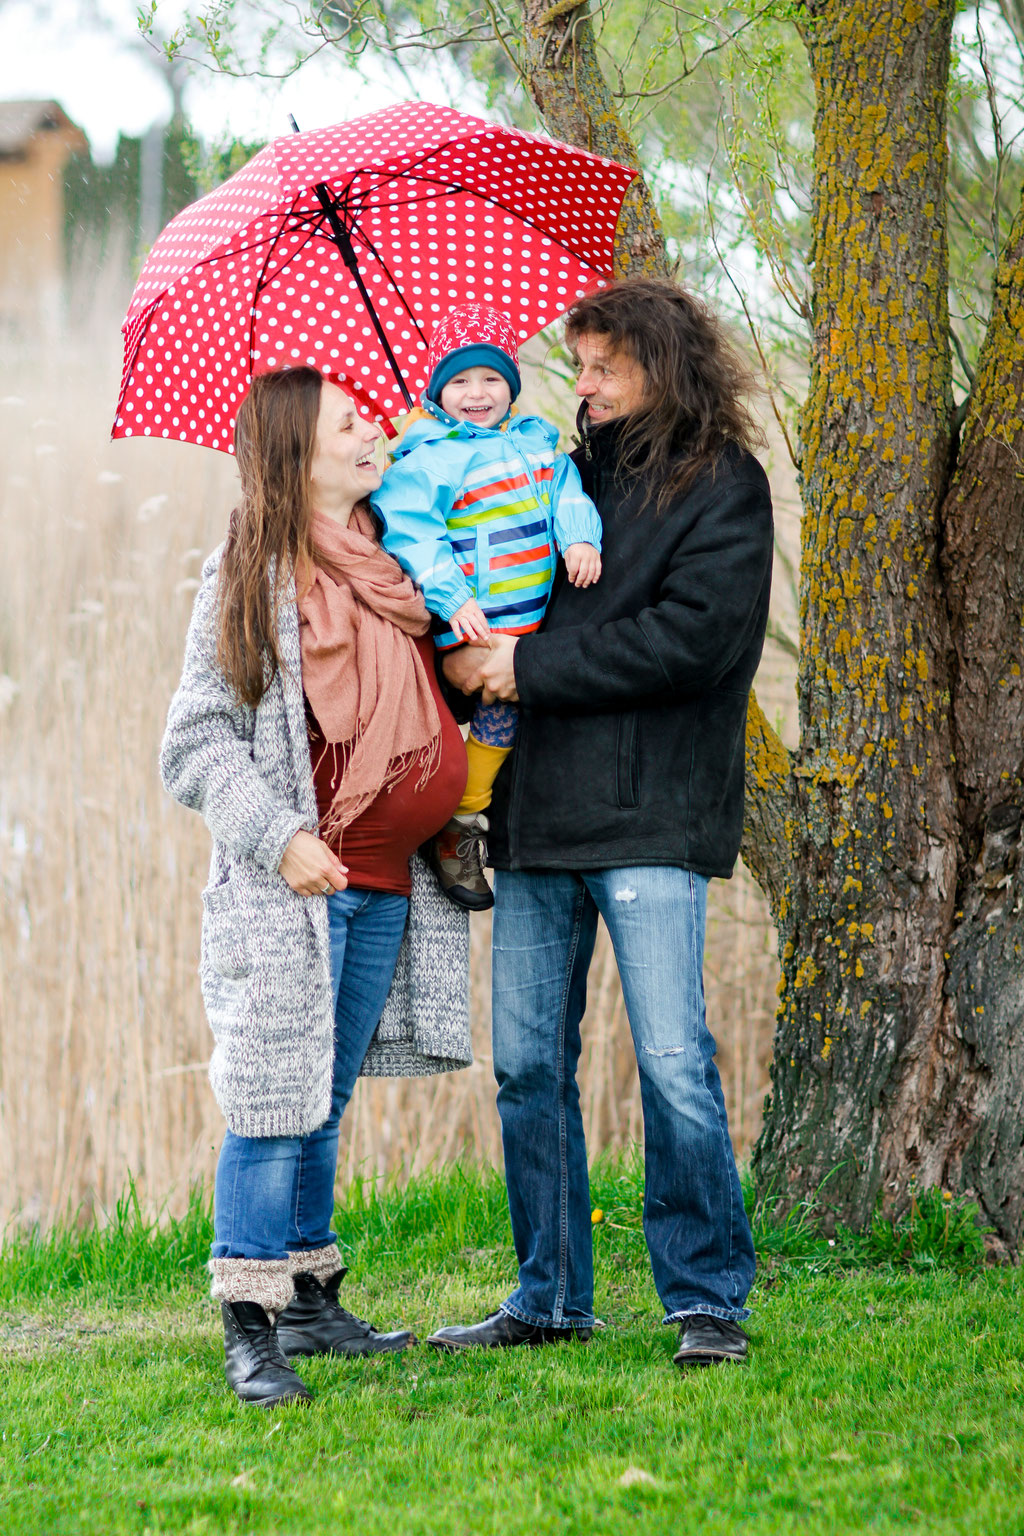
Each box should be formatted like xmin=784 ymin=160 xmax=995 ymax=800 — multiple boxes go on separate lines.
xmin=306 ymin=634 xmax=467 ymax=896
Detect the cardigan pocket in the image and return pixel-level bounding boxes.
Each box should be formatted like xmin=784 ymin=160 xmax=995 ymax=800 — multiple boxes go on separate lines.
xmin=201 ymin=878 xmax=252 ymax=980
xmin=615 ymin=712 xmax=641 ymax=809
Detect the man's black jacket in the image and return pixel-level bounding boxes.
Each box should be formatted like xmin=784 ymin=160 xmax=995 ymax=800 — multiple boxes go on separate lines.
xmin=487 ymin=422 xmax=774 ymax=879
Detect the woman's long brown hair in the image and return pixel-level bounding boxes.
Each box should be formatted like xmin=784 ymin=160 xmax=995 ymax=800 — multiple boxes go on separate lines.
xmin=216 ymin=367 xmax=323 ymax=707
xmin=565 ymin=278 xmax=765 ymax=512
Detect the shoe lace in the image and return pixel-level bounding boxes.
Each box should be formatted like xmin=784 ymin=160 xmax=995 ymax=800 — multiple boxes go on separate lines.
xmin=332 ymin=1301 xmax=375 ymax=1335
xmin=253 ymin=1330 xmax=287 ymax=1366
xmin=230 ymin=1309 xmax=287 ymax=1367
xmin=454 ymin=827 xmax=487 ymax=872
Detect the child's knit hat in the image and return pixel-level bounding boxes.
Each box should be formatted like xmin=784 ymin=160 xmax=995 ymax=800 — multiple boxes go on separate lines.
xmin=425 ymin=304 xmax=522 ymax=406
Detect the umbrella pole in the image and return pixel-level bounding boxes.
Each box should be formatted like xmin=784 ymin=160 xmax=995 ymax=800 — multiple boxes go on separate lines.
xmin=313 ymin=183 xmax=415 ymax=412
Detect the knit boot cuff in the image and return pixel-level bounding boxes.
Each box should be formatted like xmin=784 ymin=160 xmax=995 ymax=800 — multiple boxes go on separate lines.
xmin=208 ymin=1257 xmax=294 ymax=1322
xmin=287 ymin=1243 xmax=345 ymax=1284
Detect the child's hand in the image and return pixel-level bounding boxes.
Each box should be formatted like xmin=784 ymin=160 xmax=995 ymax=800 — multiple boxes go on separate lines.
xmin=450 ymin=597 xmax=491 ymax=644
xmin=564 ymin=543 xmax=602 ymax=588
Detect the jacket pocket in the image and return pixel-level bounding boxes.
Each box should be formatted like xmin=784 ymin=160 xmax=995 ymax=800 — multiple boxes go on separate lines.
xmin=201 ymin=878 xmax=252 ymax=979
xmin=615 ymin=712 xmax=641 ymax=809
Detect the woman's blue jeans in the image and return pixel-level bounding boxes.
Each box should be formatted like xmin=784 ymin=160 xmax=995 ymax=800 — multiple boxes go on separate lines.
xmin=491 ymin=866 xmax=755 ymax=1328
xmin=211 ymin=887 xmax=408 ymax=1261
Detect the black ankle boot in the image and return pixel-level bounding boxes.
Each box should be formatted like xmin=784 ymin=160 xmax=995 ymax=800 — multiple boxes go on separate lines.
xmin=276 ymin=1271 xmax=417 ymax=1358
xmin=221 ymin=1300 xmax=312 ymax=1406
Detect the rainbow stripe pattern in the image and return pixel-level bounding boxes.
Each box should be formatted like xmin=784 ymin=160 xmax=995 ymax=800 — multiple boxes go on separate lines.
xmin=373 ymin=407 xmax=602 ymax=651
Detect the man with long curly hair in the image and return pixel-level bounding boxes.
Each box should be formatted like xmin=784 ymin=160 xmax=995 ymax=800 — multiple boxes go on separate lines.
xmin=428 ymin=278 xmax=774 ymax=1370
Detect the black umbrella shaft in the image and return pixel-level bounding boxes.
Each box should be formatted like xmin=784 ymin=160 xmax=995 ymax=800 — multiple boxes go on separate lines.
xmin=313 ymin=183 xmax=414 ymax=412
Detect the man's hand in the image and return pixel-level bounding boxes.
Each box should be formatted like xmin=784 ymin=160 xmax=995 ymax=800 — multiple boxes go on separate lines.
xmin=449 ymin=597 xmax=491 ymax=644
xmin=476 ymin=634 xmax=519 ymax=702
xmin=442 ymin=636 xmax=519 ymax=702
xmin=563 ymin=542 xmax=602 ymax=587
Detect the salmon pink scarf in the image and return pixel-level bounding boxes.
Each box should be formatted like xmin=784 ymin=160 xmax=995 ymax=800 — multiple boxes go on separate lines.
xmin=298 ymin=506 xmax=441 ymax=839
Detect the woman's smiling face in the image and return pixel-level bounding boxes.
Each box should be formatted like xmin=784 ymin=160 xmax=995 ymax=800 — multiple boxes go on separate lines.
xmin=309 ymin=381 xmax=383 ymax=512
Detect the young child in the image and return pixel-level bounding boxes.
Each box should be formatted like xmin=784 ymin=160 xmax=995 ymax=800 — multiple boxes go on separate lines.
xmin=371 ymin=303 xmax=602 ymax=910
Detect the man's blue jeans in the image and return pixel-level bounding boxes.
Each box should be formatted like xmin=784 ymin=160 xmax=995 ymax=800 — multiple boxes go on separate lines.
xmin=491 ymin=866 xmax=754 ymax=1328
xmin=211 ymin=886 xmax=408 ymax=1261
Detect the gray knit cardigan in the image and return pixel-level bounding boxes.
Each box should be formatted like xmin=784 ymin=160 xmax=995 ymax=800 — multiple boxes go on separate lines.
xmin=159 ymin=549 xmax=472 ymax=1139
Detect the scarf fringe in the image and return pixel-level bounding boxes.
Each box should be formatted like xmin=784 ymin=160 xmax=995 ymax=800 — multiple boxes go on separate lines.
xmin=315 ymin=721 xmax=443 ymax=847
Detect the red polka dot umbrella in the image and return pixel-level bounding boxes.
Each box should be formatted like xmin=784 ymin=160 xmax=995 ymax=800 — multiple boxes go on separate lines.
xmin=112 ymin=101 xmax=638 ymax=452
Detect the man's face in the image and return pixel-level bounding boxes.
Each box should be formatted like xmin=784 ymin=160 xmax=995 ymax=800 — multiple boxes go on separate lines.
xmin=572 ymin=332 xmax=649 ymax=425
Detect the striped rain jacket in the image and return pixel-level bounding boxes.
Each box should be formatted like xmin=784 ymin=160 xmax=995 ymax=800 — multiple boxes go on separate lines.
xmin=371 ymin=404 xmax=602 ymax=650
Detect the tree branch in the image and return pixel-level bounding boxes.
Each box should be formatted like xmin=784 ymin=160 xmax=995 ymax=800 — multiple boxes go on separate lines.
xmin=519 ymin=0 xmax=668 ymax=277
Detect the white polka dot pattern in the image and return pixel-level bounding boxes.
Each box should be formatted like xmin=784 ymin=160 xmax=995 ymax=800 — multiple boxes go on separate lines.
xmin=112 ymin=101 xmax=637 ymax=452
xmin=426 ymin=303 xmax=521 ymax=377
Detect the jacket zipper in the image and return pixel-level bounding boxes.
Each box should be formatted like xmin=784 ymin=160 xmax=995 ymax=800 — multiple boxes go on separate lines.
xmin=506 ymin=713 xmax=524 ymax=869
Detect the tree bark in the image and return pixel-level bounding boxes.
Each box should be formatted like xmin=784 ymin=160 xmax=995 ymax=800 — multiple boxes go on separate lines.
xmin=519 ymin=0 xmax=668 ymax=277
xmin=928 ymin=187 xmax=1024 ymax=1247
xmin=750 ymin=0 xmax=964 ymax=1230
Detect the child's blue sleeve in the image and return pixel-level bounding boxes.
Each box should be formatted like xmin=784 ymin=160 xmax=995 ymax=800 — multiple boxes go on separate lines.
xmin=549 ymin=454 xmax=603 ymax=553
xmin=371 ymin=456 xmax=476 ymax=622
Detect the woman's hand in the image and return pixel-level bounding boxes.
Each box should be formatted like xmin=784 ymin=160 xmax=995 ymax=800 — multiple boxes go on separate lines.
xmin=442 ymin=644 xmax=491 ymax=694
xmin=278 ymin=830 xmax=349 ymax=896
xmin=563 ymin=543 xmax=602 ymax=587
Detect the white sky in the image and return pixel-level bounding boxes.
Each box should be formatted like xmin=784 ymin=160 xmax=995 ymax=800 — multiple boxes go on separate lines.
xmin=0 ymin=0 xmax=474 ymax=160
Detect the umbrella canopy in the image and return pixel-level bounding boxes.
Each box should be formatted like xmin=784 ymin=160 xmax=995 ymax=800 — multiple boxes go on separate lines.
xmin=112 ymin=101 xmax=637 ymax=452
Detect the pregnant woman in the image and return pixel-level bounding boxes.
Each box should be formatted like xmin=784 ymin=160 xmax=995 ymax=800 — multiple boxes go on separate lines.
xmin=161 ymin=367 xmax=470 ymax=1407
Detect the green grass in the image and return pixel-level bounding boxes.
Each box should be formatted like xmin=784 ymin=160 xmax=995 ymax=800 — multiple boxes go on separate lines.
xmin=1 ymin=1160 xmax=1022 ymax=1536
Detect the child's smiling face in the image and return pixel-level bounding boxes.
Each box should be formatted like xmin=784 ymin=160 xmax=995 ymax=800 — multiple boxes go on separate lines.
xmin=439 ymin=366 xmax=512 ymax=429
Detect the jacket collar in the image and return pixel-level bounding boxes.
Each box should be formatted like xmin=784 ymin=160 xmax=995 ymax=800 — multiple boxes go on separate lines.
xmin=420 ymin=394 xmax=514 ymax=433
xmin=574 ymin=399 xmax=631 ymax=466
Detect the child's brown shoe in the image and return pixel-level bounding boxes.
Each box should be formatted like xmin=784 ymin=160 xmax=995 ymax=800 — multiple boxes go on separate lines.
xmin=429 ymin=813 xmax=494 ymax=910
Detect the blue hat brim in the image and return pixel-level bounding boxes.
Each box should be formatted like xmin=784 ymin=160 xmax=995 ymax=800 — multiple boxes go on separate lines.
xmin=426 ymin=344 xmax=522 ymax=406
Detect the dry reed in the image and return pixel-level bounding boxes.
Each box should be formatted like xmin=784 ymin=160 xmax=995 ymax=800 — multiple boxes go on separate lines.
xmin=0 ymin=295 xmax=798 ymax=1230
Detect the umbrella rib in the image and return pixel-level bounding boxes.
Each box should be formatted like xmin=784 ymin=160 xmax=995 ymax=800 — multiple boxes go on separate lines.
xmin=395 ymin=173 xmax=601 ymax=266
xmin=251 ymin=206 xmax=333 ymax=299
xmin=344 ymin=222 xmax=429 ymax=349
xmin=320 ymin=171 xmax=606 ymax=269
xmin=323 ymin=135 xmax=615 ymax=265
xmin=247 ymin=195 xmax=303 ymax=374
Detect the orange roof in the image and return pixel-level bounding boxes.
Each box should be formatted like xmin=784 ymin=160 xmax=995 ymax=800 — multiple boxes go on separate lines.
xmin=0 ymin=100 xmax=87 ymax=159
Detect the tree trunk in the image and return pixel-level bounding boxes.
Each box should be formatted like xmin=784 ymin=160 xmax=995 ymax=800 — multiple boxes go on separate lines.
xmin=931 ymin=188 xmax=1024 ymax=1248
xmin=750 ymin=0 xmax=968 ymax=1230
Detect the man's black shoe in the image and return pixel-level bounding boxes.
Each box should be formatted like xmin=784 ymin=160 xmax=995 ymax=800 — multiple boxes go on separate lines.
xmin=276 ymin=1271 xmax=416 ymax=1358
xmin=672 ymin=1314 xmax=749 ymax=1368
xmin=426 ymin=1309 xmax=592 ymax=1352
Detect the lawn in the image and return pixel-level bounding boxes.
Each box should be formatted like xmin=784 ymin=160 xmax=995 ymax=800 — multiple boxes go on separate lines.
xmin=1 ymin=1162 xmax=1022 ymax=1536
